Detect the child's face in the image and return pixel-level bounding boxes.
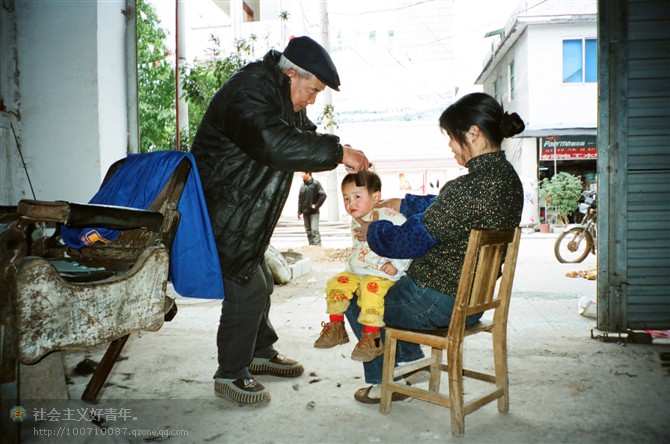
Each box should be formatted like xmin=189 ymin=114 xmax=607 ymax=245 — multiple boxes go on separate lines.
xmin=342 ymin=181 xmax=380 ymax=219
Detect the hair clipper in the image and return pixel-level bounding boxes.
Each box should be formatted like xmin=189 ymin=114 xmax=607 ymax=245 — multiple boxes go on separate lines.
xmin=345 ymin=165 xmax=366 ymax=186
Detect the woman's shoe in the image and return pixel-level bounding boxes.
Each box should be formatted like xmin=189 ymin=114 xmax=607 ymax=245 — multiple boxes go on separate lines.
xmin=353 ymin=385 xmax=410 ymax=404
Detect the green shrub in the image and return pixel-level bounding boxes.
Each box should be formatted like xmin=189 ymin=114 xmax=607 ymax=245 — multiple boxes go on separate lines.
xmin=538 ymin=172 xmax=583 ymax=225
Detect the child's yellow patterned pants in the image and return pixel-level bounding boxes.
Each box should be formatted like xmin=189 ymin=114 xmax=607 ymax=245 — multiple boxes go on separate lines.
xmin=325 ymin=272 xmax=395 ymax=327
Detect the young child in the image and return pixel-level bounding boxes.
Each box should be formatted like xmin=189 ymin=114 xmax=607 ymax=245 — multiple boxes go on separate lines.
xmin=314 ymin=171 xmax=411 ymax=362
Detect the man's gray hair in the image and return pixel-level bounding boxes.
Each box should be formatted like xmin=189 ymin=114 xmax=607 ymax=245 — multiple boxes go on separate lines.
xmin=278 ymin=55 xmax=314 ymax=80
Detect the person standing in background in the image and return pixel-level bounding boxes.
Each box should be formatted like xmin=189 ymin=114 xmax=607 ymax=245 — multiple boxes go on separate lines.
xmin=298 ymin=172 xmax=327 ymax=246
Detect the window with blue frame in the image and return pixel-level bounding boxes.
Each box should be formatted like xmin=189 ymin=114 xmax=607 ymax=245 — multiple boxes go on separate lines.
xmin=563 ymin=38 xmax=597 ymax=83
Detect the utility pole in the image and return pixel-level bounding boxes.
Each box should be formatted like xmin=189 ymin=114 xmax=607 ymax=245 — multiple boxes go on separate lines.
xmin=176 ymin=0 xmax=188 ymax=149
xmin=231 ymin=0 xmax=242 ymax=40
xmin=320 ymin=1 xmax=339 ymax=222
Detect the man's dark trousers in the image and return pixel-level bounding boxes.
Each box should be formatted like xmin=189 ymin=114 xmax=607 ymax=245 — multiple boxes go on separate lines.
xmin=303 ymin=212 xmax=321 ymax=245
xmin=214 ymin=260 xmax=278 ymax=379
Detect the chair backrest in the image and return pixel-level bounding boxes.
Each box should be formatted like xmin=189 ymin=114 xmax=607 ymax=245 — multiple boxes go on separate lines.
xmin=448 ymin=228 xmax=522 ymax=340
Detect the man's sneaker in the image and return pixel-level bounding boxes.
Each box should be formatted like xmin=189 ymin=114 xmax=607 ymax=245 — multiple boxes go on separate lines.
xmin=351 ymin=331 xmax=384 ymax=362
xmin=314 ymin=321 xmax=350 ymax=349
xmin=249 ymin=353 xmax=304 ymax=378
xmin=214 ymin=377 xmax=270 ymax=405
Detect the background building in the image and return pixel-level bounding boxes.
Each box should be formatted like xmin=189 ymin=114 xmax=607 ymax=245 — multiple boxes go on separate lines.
xmin=476 ymin=0 xmax=598 ymax=225
xmin=151 ymin=0 xmax=518 ymax=221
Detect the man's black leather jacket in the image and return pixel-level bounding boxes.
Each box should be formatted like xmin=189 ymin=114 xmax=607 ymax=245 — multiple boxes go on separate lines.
xmin=191 ymin=50 xmax=342 ymax=284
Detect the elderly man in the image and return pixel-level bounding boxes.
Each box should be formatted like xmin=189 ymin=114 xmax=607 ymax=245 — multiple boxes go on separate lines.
xmin=191 ymin=36 xmax=370 ymax=405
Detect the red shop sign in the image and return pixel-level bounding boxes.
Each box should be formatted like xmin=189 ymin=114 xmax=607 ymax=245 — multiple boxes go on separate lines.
xmin=539 ymin=135 xmax=597 ymax=161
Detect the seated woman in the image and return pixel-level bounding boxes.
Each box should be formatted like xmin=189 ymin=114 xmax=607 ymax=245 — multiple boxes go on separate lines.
xmin=346 ymin=92 xmax=526 ymax=404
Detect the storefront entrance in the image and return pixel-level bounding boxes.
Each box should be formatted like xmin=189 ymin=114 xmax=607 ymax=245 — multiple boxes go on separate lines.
xmin=538 ymin=134 xmax=597 ymax=187
xmin=537 ymin=135 xmax=597 ymax=223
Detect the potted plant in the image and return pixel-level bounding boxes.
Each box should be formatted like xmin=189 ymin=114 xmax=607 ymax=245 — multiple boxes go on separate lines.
xmin=538 ymin=172 xmax=584 ymax=227
xmin=539 ymin=215 xmax=551 ymax=233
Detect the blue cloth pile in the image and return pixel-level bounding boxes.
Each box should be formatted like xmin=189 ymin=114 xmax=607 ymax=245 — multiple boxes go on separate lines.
xmin=61 ymin=151 xmax=224 ymax=299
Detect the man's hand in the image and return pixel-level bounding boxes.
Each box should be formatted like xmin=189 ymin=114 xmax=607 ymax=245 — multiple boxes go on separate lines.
xmin=375 ymin=198 xmax=401 ymax=212
xmin=342 ymin=143 xmax=370 ymax=173
xmin=354 ymin=209 xmax=379 ymax=242
xmin=297 ymin=212 xmax=302 ymax=220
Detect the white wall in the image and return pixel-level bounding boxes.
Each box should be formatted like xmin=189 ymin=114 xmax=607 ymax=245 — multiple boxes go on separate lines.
xmin=97 ymin=2 xmax=130 ymax=181
xmin=504 ymin=137 xmax=540 ymax=226
xmin=479 ymin=21 xmax=598 ymax=131
xmin=8 ymin=1 xmax=130 ymax=204
xmin=526 ymin=23 xmax=598 ymax=129
xmin=17 ymin=2 xmax=99 ymax=202
xmin=479 ymin=28 xmax=531 ymax=127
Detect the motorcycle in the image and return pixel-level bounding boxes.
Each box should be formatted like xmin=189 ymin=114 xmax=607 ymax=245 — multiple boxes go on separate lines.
xmin=554 ymin=190 xmax=597 ymax=263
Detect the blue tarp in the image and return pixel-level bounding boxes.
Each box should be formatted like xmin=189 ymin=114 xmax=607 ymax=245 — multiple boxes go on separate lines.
xmin=61 ymin=151 xmax=224 ymax=299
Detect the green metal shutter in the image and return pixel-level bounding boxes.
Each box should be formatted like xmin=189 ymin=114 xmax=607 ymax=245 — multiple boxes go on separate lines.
xmin=598 ymin=0 xmax=670 ymax=331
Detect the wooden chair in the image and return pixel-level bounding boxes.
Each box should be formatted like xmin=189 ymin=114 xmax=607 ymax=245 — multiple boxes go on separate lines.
xmin=0 ymin=153 xmax=191 ymax=407
xmin=379 ymin=227 xmax=522 ymax=437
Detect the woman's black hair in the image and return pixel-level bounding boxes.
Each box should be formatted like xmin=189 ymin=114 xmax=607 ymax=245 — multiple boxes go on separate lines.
xmin=439 ymin=92 xmax=525 ymax=148
xmin=342 ymin=171 xmax=382 ymax=194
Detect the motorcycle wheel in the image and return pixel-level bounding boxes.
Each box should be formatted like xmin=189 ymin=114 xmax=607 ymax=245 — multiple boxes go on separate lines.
xmin=554 ymin=227 xmax=594 ymax=263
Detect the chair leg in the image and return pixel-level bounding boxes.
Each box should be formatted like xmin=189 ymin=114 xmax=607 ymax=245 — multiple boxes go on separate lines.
xmin=429 ymin=347 xmax=442 ymax=392
xmin=379 ymin=332 xmax=397 ymax=413
xmin=448 ymin=374 xmax=465 ymax=437
xmin=448 ymin=344 xmax=465 ymax=437
xmin=492 ymin=328 xmax=509 ymax=412
xmin=81 ymin=334 xmax=130 ymax=402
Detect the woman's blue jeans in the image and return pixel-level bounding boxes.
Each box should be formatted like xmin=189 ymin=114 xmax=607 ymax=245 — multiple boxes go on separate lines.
xmin=344 ymin=274 xmax=483 ymax=384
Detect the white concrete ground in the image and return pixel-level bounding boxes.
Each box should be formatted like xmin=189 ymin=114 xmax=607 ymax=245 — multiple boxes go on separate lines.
xmin=16 ymin=226 xmax=670 ymax=443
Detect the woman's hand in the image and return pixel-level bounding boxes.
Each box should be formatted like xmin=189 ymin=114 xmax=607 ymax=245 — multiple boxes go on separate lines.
xmin=354 ymin=209 xmax=379 ymax=242
xmin=375 ymin=198 xmax=401 ymax=212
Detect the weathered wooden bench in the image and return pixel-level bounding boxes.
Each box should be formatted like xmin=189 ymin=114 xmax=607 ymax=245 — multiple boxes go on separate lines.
xmin=0 ymin=152 xmax=191 ymax=411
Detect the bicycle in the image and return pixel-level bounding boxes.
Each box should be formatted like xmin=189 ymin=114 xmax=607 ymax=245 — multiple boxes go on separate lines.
xmin=554 ymin=190 xmax=597 ymax=263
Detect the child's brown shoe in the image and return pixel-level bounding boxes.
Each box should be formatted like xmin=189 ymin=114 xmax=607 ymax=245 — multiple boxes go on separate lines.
xmin=351 ymin=330 xmax=383 ymax=362
xmin=314 ymin=321 xmax=349 ymax=349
